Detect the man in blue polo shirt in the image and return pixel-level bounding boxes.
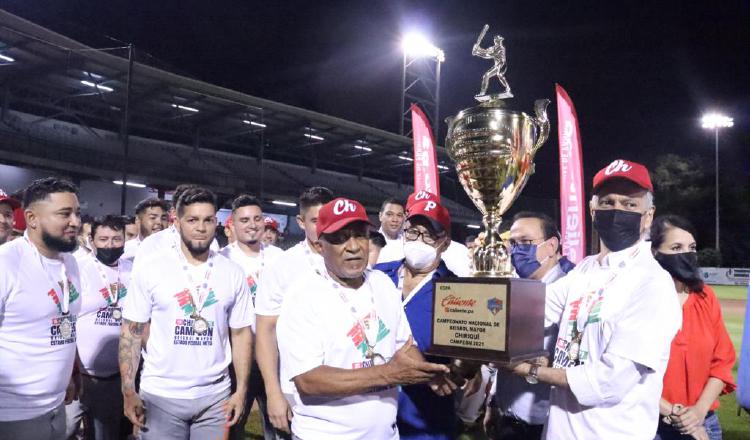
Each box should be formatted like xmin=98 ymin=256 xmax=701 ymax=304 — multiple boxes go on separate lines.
xmin=375 ymin=198 xmax=456 ymax=440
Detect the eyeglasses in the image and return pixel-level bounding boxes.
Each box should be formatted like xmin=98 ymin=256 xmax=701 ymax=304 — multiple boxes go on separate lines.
xmin=509 ymin=237 xmax=546 ymax=249
xmin=404 ymin=227 xmax=443 ymax=246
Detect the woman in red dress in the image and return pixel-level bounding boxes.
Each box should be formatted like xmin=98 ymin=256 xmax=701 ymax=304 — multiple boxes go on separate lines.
xmin=651 ymin=215 xmax=736 ymax=440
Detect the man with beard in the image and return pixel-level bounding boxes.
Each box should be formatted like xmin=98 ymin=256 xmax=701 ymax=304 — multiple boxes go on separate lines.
xmin=0 ymin=188 xmax=21 ymax=245
xmin=130 ymin=184 xmax=219 ymax=267
xmin=119 ymin=187 xmax=254 ymax=440
xmin=219 ymin=194 xmax=282 ymax=440
xmin=276 ymin=197 xmax=455 ymax=440
xmin=122 ymin=198 xmax=169 ymax=260
xmin=67 ymin=215 xmax=131 ymax=440
xmin=506 ymin=159 xmax=682 ymax=440
xmin=0 ymin=177 xmax=83 ymax=440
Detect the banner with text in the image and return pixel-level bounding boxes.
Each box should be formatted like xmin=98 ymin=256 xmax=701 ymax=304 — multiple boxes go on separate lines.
xmin=556 ymin=84 xmax=586 ymax=263
xmin=411 ymin=104 xmax=440 ymax=196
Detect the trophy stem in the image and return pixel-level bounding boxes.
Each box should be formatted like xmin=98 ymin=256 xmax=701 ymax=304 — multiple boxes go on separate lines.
xmin=471 ymin=211 xmax=512 ymax=277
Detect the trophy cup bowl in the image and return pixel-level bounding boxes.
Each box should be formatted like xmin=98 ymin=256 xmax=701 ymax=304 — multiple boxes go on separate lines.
xmin=446 ymin=99 xmax=550 ymax=276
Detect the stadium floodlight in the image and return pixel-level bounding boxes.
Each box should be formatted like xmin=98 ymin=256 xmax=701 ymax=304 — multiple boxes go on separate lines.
xmin=402 ymin=33 xmax=445 ymax=62
xmin=113 ymin=180 xmax=146 ymax=188
xmin=701 ymin=113 xmax=734 ymax=129
xmin=0 ymin=53 xmax=15 ymax=63
xmin=272 ymin=200 xmax=297 ymax=207
xmin=701 ymin=111 xmax=734 ymax=252
xmin=398 ymin=155 xmax=414 ymax=162
xmin=467 ymin=224 xmax=481 ymax=229
xmin=81 ymin=80 xmax=114 ymax=93
xmin=243 ymin=119 xmax=266 ymax=128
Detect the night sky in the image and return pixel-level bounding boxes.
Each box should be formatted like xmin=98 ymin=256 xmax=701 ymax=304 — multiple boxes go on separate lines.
xmin=4 ymin=1 xmax=750 ymax=258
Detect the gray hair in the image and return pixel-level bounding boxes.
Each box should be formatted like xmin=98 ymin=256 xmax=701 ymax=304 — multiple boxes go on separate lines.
xmin=590 ymin=191 xmax=654 ymax=209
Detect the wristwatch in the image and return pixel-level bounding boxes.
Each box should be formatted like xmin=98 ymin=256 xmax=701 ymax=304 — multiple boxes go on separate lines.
xmin=525 ymin=364 xmax=540 ymax=384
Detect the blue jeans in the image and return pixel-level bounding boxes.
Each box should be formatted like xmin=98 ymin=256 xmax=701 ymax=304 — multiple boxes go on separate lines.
xmin=654 ymin=411 xmax=722 ymax=440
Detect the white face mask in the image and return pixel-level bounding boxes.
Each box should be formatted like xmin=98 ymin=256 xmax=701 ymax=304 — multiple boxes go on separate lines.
xmin=403 ymin=240 xmax=438 ymax=270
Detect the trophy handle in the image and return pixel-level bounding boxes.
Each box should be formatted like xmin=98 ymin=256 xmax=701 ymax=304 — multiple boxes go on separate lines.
xmin=531 ymin=99 xmax=551 ymax=153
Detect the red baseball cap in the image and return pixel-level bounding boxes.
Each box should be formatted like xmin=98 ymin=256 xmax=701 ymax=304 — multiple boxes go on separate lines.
xmin=0 ymin=189 xmax=20 ymax=210
xmin=316 ymin=198 xmax=373 ymax=236
xmin=406 ymin=190 xmax=440 ymax=211
xmin=593 ymin=159 xmax=653 ymax=193
xmin=264 ymin=217 xmax=280 ymax=231
xmin=407 ymin=200 xmax=451 ymax=233
xmin=12 ymin=207 xmax=25 ymax=232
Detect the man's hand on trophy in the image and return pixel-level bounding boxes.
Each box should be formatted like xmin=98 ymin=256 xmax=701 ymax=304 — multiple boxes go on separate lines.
xmin=506 ymin=355 xmax=549 ymax=376
xmin=429 ymin=372 xmax=458 ymax=396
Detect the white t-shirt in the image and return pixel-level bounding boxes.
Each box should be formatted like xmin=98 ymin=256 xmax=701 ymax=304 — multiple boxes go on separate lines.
xmin=121 ymin=249 xmax=255 ymax=399
xmin=0 ymin=238 xmax=82 ymax=421
xmin=219 ymin=242 xmax=283 ymax=306
xmin=441 ymin=240 xmax=471 ymax=277
xmin=255 ymin=239 xmax=325 ymax=316
xmin=277 ymin=269 xmax=412 ymax=440
xmin=544 ymin=240 xmax=681 ymax=440
xmin=121 ymin=237 xmax=141 ymax=262
xmin=74 ymin=254 xmax=132 ymax=377
xmin=375 ymin=228 xmax=404 ymax=264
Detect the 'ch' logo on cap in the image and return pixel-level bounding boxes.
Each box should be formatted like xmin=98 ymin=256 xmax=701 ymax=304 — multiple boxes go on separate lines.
xmin=333 ymin=199 xmax=356 ymax=215
xmin=604 ymin=159 xmax=632 ymax=175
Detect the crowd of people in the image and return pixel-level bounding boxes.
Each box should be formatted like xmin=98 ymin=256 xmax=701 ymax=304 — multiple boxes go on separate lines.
xmin=0 ymin=158 xmax=737 ymax=440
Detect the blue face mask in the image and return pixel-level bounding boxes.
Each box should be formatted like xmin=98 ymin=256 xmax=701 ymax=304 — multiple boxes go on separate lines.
xmin=511 ymin=244 xmax=542 ymax=279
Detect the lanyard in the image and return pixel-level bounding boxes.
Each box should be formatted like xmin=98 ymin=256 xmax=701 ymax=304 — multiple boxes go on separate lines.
xmin=174 ymin=243 xmax=215 ymax=315
xmin=93 ymin=258 xmax=121 ymax=306
xmin=302 ymin=239 xmax=327 ymax=275
xmin=24 ymin=233 xmax=70 ymax=315
xmin=316 ymin=266 xmax=380 ymax=353
xmin=573 ymin=245 xmax=642 ymax=336
xmin=231 ymin=241 xmax=265 ymax=281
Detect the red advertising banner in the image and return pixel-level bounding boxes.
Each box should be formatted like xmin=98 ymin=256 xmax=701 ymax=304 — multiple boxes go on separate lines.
xmin=410 ymin=104 xmax=440 ymax=196
xmin=556 ymin=84 xmax=586 ymax=263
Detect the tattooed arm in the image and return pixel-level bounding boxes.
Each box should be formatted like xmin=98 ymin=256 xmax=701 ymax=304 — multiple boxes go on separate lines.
xmin=119 ymin=319 xmax=148 ymax=427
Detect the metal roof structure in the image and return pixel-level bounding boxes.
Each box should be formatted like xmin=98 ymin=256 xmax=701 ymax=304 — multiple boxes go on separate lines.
xmin=0 ymin=9 xmax=479 ymax=223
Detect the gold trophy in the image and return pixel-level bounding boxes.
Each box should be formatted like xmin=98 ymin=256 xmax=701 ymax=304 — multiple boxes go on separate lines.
xmin=428 ymin=25 xmax=550 ymax=364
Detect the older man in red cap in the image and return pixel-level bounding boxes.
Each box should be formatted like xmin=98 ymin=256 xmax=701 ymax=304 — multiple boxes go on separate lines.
xmin=506 ymin=159 xmax=681 ymax=440
xmin=276 ymin=197 xmax=455 ymax=440
xmin=0 ymin=189 xmax=21 ymax=245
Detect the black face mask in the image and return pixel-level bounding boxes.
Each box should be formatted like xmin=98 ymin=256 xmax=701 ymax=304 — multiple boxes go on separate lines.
xmin=592 ymin=209 xmax=642 ymax=252
xmin=654 ymin=251 xmax=704 ymax=292
xmin=95 ymin=246 xmax=124 ymax=266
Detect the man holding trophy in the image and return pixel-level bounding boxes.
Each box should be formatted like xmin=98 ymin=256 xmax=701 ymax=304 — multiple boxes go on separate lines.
xmin=433 ymin=25 xmax=682 ymax=439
